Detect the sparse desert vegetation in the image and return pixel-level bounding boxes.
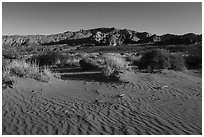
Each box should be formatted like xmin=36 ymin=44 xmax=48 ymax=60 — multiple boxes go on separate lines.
xmin=2 ymin=0 xmax=203 ymax=134
xmin=79 ymin=53 xmax=129 ymax=78
xmin=169 ymin=53 xmax=186 ymax=71
xmin=2 ymin=59 xmax=58 ymax=89
xmin=100 ymin=53 xmax=129 ymax=76
xmin=134 ymin=49 xmax=186 ymax=71
xmin=2 ymin=28 xmax=202 ymax=135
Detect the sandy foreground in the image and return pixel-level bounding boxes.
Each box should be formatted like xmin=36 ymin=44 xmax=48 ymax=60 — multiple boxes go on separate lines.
xmin=2 ymin=70 xmax=202 ymax=135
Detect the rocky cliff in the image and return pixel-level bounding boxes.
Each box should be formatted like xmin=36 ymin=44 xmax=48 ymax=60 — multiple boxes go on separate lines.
xmin=2 ymin=27 xmax=202 ymax=47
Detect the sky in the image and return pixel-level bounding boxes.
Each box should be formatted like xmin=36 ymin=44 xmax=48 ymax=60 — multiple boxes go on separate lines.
xmin=2 ymin=2 xmax=202 ymax=35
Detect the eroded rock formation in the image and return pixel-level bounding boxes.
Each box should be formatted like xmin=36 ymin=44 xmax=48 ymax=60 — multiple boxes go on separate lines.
xmin=2 ymin=27 xmax=202 ymax=47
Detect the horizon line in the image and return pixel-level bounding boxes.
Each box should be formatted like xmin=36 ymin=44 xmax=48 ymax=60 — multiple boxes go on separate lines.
xmin=2 ymin=27 xmax=202 ymax=36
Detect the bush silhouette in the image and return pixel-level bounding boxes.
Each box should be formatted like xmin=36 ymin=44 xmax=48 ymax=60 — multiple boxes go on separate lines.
xmin=170 ymin=53 xmax=186 ymax=71
xmin=79 ymin=53 xmax=129 ymax=77
xmin=136 ymin=49 xmax=186 ymax=71
xmin=185 ymin=55 xmax=202 ymax=69
xmin=29 ymin=51 xmax=63 ymax=67
xmin=137 ymin=49 xmax=171 ymax=70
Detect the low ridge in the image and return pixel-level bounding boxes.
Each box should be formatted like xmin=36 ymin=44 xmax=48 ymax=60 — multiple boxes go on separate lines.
xmin=2 ymin=27 xmax=202 ymax=47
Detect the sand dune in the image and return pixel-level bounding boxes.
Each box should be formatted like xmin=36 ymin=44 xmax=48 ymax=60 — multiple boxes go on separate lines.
xmin=2 ymin=70 xmax=202 ymax=135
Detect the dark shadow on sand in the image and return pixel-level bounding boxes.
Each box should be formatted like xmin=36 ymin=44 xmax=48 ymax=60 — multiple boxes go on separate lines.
xmin=60 ymin=72 xmax=121 ymax=83
xmin=52 ymin=67 xmax=83 ymax=73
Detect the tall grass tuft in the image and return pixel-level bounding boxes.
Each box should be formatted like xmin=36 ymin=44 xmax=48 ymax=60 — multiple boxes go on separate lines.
xmin=101 ymin=53 xmax=129 ymax=76
xmin=2 ymin=59 xmax=57 ymax=83
xmin=79 ymin=53 xmax=130 ymax=77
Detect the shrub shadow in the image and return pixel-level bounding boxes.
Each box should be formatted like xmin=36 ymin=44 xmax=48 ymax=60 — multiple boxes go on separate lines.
xmin=52 ymin=67 xmax=83 ymax=73
xmin=60 ymin=71 xmax=121 ymax=83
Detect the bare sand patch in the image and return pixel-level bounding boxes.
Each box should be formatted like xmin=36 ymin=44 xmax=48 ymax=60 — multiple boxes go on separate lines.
xmin=2 ymin=70 xmax=202 ymax=135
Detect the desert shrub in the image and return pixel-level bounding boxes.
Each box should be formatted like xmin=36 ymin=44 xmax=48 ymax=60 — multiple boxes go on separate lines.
xmin=101 ymin=53 xmax=129 ymax=76
xmin=137 ymin=49 xmax=171 ymax=70
xmin=59 ymin=58 xmax=80 ymax=67
xmin=2 ymin=60 xmax=55 ymax=83
xmin=184 ymin=55 xmax=202 ymax=69
xmin=29 ymin=51 xmax=64 ymax=67
xmin=3 ymin=60 xmax=17 ymax=88
xmin=79 ymin=53 xmax=129 ymax=77
xmin=169 ymin=53 xmax=186 ymax=71
xmin=135 ymin=49 xmax=186 ymax=71
xmin=59 ymin=54 xmax=81 ymax=67
xmin=9 ymin=60 xmax=39 ymax=78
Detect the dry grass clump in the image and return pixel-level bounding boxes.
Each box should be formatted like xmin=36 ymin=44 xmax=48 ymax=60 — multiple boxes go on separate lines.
xmin=101 ymin=53 xmax=129 ymax=76
xmin=62 ymin=58 xmax=80 ymax=67
xmin=2 ymin=59 xmax=56 ymax=83
xmin=59 ymin=54 xmax=81 ymax=67
xmin=79 ymin=53 xmax=130 ymax=77
xmin=2 ymin=59 xmax=15 ymax=88
xmin=28 ymin=51 xmax=64 ymax=67
xmin=169 ymin=53 xmax=186 ymax=71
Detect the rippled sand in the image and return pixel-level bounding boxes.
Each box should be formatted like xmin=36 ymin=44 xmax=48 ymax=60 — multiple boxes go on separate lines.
xmin=2 ymin=70 xmax=202 ymax=135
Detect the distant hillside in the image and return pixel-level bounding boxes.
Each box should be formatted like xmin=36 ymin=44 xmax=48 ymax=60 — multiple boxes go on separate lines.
xmin=2 ymin=27 xmax=202 ymax=47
